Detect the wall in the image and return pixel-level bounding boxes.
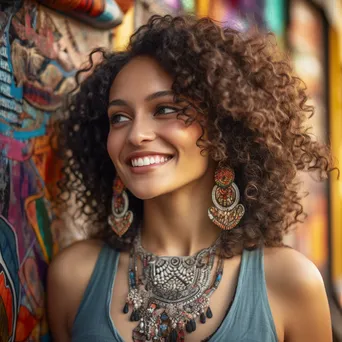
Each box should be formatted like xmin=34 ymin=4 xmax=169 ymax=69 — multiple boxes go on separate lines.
xmin=0 ymin=0 xmax=118 ymax=339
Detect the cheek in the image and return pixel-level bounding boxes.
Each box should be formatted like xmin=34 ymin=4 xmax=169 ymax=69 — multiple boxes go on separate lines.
xmin=166 ymin=121 xmax=203 ymax=154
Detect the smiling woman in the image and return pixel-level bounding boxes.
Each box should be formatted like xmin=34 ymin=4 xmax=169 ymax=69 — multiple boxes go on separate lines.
xmin=106 ymin=56 xmax=207 ymax=200
xmin=49 ymin=15 xmax=334 ymax=342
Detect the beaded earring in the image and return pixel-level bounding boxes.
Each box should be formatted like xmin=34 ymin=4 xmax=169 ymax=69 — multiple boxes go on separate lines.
xmin=108 ymin=175 xmax=133 ymax=237
xmin=208 ymin=166 xmax=245 ymax=230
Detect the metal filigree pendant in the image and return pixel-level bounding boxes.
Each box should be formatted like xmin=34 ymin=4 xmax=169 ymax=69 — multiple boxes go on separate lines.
xmin=123 ymin=234 xmax=224 ymax=342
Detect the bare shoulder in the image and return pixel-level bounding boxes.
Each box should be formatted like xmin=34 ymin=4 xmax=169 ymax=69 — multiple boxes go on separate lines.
xmin=263 ymin=246 xmax=332 ymax=342
xmin=48 ymin=239 xmax=104 ymax=295
xmin=47 ymin=239 xmax=104 ymax=340
xmin=48 ymin=238 xmax=104 ymax=308
xmin=49 ymin=239 xmax=104 ymax=277
xmin=263 ymin=246 xmax=324 ymax=296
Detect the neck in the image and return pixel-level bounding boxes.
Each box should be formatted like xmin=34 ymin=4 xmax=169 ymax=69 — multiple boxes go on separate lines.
xmin=141 ymin=165 xmax=221 ymax=256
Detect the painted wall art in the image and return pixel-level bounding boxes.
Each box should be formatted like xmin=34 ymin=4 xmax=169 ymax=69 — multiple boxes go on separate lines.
xmin=0 ymin=0 xmax=115 ymax=339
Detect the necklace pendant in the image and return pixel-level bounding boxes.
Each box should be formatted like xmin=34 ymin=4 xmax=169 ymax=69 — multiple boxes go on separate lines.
xmin=206 ymin=306 xmax=213 ymax=319
xmin=123 ymin=302 xmax=129 ymax=314
xmin=185 ymin=319 xmax=197 ymax=333
xmin=129 ymin=233 xmax=223 ymax=342
xmin=170 ymin=329 xmax=178 ymax=342
xmin=200 ymin=312 xmax=206 ymax=324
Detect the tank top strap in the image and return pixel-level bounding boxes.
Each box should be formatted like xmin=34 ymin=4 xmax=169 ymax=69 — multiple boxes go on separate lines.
xmin=243 ymin=247 xmax=265 ymax=290
xmin=236 ymin=247 xmax=274 ymax=316
xmin=233 ymin=247 xmax=277 ymax=338
xmin=72 ymin=244 xmax=120 ymax=337
xmin=211 ymin=247 xmax=277 ymax=341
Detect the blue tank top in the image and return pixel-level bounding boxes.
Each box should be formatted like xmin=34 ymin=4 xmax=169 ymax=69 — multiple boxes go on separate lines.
xmin=72 ymin=245 xmax=278 ymax=341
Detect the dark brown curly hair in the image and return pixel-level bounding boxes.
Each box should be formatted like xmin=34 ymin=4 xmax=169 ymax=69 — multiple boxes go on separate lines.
xmin=57 ymin=15 xmax=333 ymax=257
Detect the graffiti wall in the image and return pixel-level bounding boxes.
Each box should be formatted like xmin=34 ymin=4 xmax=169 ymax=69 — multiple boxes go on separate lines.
xmin=0 ymin=0 xmax=121 ymax=339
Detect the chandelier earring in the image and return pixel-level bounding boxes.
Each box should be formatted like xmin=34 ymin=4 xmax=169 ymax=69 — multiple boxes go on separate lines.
xmin=108 ymin=175 xmax=133 ymax=237
xmin=208 ymin=166 xmax=245 ymax=230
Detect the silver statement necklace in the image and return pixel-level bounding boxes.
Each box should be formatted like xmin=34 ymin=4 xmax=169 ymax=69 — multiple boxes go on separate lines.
xmin=122 ymin=233 xmax=224 ymax=342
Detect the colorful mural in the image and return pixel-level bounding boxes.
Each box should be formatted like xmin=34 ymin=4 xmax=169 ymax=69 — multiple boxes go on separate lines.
xmin=0 ymin=0 xmax=116 ymax=339
xmin=37 ymin=0 xmax=124 ymax=29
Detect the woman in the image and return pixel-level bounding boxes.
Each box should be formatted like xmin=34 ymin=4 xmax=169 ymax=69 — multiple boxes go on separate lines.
xmin=48 ymin=15 xmax=333 ymax=342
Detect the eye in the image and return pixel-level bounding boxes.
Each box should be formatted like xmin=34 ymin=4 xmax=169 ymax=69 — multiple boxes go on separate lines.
xmin=155 ymin=106 xmax=180 ymax=116
xmin=109 ymin=114 xmax=130 ymax=125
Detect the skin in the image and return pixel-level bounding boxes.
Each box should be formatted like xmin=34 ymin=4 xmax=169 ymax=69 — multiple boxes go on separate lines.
xmin=48 ymin=56 xmax=332 ymax=342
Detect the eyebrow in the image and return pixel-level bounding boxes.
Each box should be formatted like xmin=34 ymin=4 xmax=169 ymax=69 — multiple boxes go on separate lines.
xmin=108 ymin=90 xmax=174 ymax=108
xmin=145 ymin=90 xmax=174 ymax=101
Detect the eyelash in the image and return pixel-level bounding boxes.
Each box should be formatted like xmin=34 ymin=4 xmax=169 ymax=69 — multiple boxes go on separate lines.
xmin=109 ymin=106 xmax=181 ymax=125
xmin=109 ymin=114 xmax=129 ymax=125
xmin=155 ymin=105 xmax=181 ymax=116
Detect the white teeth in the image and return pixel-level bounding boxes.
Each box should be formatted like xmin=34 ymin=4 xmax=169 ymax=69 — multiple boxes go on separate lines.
xmin=130 ymin=155 xmax=172 ymax=167
xmin=143 ymin=157 xmax=150 ymax=165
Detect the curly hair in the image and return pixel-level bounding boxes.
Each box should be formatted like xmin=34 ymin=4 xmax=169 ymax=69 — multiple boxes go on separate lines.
xmin=57 ymin=15 xmax=333 ymax=257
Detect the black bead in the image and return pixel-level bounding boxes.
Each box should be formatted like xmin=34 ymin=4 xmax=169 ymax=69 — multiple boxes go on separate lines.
xmin=190 ymin=319 xmax=196 ymax=332
xmin=130 ymin=310 xmax=140 ymax=322
xmin=170 ymin=329 xmax=178 ymax=342
xmin=206 ymin=306 xmax=213 ymax=319
xmin=186 ymin=321 xmax=193 ymax=333
xmin=123 ymin=303 xmax=129 ymax=314
xmin=200 ymin=312 xmax=206 ymax=324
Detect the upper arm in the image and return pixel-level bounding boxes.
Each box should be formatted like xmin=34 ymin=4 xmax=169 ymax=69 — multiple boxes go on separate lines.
xmin=284 ymin=260 xmax=332 ymax=342
xmin=47 ymin=240 xmax=103 ymax=342
xmin=266 ymin=248 xmax=332 ymax=342
xmin=47 ymin=253 xmax=72 ymax=342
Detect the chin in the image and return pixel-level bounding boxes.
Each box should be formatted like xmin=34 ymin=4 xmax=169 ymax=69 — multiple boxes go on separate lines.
xmin=128 ymin=187 xmax=164 ymax=201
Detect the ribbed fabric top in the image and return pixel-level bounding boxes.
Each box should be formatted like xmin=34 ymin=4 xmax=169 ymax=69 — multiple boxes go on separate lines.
xmin=72 ymin=244 xmax=278 ymax=342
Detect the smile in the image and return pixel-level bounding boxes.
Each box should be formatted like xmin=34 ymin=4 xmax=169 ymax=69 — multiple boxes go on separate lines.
xmin=131 ymin=155 xmax=173 ymax=167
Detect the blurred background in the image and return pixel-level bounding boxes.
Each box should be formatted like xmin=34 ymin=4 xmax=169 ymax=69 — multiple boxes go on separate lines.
xmin=0 ymin=0 xmax=341 ymax=340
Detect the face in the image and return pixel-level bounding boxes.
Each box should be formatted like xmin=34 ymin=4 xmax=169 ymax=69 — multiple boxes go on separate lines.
xmin=107 ymin=56 xmax=211 ymax=199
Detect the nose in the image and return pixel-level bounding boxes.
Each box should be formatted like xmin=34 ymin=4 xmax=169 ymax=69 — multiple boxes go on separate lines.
xmin=127 ymin=116 xmax=156 ymax=146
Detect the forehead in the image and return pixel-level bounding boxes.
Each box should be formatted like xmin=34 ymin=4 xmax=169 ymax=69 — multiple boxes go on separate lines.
xmin=109 ymin=56 xmax=173 ymax=100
